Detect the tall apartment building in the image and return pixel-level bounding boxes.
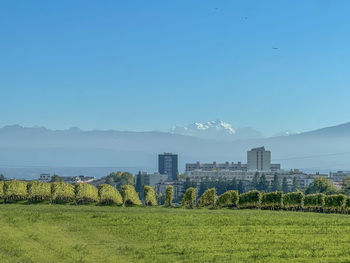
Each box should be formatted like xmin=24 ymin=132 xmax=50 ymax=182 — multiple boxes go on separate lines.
xmin=158 ymin=153 xmax=178 ymax=180
xmin=247 ymin=147 xmax=271 ymax=171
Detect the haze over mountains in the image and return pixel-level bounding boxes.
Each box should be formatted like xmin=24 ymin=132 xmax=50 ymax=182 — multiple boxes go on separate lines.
xmin=1 ymin=121 xmax=350 ymax=176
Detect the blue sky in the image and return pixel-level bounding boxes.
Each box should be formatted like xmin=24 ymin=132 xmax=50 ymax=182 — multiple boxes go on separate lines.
xmin=1 ymin=0 xmax=350 ymax=136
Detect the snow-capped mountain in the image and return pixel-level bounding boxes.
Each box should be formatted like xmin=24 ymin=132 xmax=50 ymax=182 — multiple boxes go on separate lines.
xmin=170 ymin=119 xmax=264 ymax=141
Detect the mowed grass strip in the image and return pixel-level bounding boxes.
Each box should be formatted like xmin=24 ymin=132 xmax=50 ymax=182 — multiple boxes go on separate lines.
xmin=0 ymin=205 xmax=350 ymax=262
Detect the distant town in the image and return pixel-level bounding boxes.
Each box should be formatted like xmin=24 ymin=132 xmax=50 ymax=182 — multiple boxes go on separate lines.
xmin=2 ymin=146 xmax=346 ymax=203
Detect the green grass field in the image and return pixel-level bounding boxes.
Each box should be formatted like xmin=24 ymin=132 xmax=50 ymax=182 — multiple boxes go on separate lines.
xmin=1 ymin=205 xmax=350 ymax=262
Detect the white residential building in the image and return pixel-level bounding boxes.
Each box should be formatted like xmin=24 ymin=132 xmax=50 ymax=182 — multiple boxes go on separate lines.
xmin=247 ymin=147 xmax=271 ymax=171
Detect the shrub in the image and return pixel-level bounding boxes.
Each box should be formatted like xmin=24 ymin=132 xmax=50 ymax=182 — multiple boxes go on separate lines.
xmin=196 ymin=188 xmax=217 ymax=208
xmin=121 ymin=185 xmax=142 ymax=206
xmin=324 ymin=194 xmax=347 ymax=212
xmin=144 ymin=186 xmax=157 ymax=206
xmin=283 ymin=191 xmax=304 ymax=210
xmin=345 ymin=197 xmax=350 ymax=214
xmin=238 ymin=190 xmax=262 ymax=209
xmin=181 ymin=187 xmax=197 ymax=209
xmin=4 ymin=180 xmax=27 ymax=202
xmin=0 ymin=181 xmax=4 ymax=199
xmin=164 ymin=185 xmax=174 ymax=207
xmin=75 ymin=183 xmax=99 ymax=204
xmin=304 ymin=193 xmax=325 ymax=212
xmin=261 ymin=191 xmax=283 ymax=210
xmin=217 ymin=190 xmax=239 ymax=208
xmin=27 ymin=181 xmax=51 ymax=202
xmin=98 ymin=184 xmax=123 ymax=205
xmin=51 ymin=182 xmax=75 ymax=203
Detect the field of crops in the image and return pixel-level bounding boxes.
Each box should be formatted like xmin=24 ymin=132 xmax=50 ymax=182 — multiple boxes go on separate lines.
xmin=1 ymin=205 xmax=350 ymax=262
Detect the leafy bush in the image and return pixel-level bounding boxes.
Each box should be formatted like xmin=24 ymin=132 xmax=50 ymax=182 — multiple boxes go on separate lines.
xmin=217 ymin=190 xmax=239 ymax=208
xmin=304 ymin=193 xmax=325 ymax=212
xmin=75 ymin=183 xmax=99 ymax=204
xmin=27 ymin=181 xmax=51 ymax=202
xmin=0 ymin=181 xmax=4 ymax=199
xmin=197 ymin=188 xmax=217 ymax=208
xmin=51 ymin=182 xmax=75 ymax=203
xmin=238 ymin=190 xmax=262 ymax=209
xmin=181 ymin=187 xmax=197 ymax=209
xmin=261 ymin=191 xmax=283 ymax=210
xmin=164 ymin=186 xmax=174 ymax=207
xmin=121 ymin=185 xmax=142 ymax=206
xmin=283 ymin=192 xmax=304 ymax=210
xmin=324 ymin=194 xmax=347 ymax=212
xmin=98 ymin=184 xmax=123 ymax=205
xmin=4 ymin=180 xmax=27 ymax=202
xmin=144 ymin=186 xmax=157 ymax=206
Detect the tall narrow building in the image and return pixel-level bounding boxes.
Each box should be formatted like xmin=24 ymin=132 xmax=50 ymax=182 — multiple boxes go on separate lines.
xmin=247 ymin=147 xmax=271 ymax=171
xmin=158 ymin=153 xmax=178 ymax=180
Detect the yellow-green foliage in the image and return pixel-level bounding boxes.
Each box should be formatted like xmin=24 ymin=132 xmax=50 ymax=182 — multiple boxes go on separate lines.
xmin=283 ymin=192 xmax=304 ymax=210
xmin=238 ymin=190 xmax=262 ymax=209
xmin=261 ymin=191 xmax=283 ymax=210
xmin=324 ymin=194 xmax=347 ymax=212
xmin=98 ymin=184 xmax=123 ymax=205
xmin=165 ymin=185 xmax=174 ymax=207
xmin=197 ymin=188 xmax=217 ymax=208
xmin=75 ymin=183 xmax=99 ymax=204
xmin=304 ymin=193 xmax=325 ymax=211
xmin=217 ymin=190 xmax=239 ymax=208
xmin=0 ymin=181 xmax=4 ymax=199
xmin=4 ymin=180 xmax=27 ymax=201
xmin=121 ymin=185 xmax=142 ymax=206
xmin=181 ymin=187 xmax=197 ymax=209
xmin=144 ymin=186 xmax=157 ymax=206
xmin=51 ymin=182 xmax=75 ymax=203
xmin=27 ymin=181 xmax=51 ymax=202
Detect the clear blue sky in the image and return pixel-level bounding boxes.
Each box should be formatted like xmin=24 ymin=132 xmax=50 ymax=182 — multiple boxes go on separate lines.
xmin=1 ymin=0 xmax=350 ymax=136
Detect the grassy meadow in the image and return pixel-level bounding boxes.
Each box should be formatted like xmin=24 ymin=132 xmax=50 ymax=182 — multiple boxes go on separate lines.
xmin=0 ymin=205 xmax=350 ymax=262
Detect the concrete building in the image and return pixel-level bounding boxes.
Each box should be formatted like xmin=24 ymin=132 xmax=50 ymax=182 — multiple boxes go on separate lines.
xmin=247 ymin=147 xmax=271 ymax=171
xmin=158 ymin=153 xmax=178 ymax=180
xmin=39 ymin=173 xmax=51 ymax=182
xmin=138 ymin=172 xmax=168 ymax=187
xmin=186 ymin=161 xmax=247 ymax=172
xmin=330 ymin=171 xmax=350 ymax=183
xmin=155 ymin=181 xmax=183 ymax=201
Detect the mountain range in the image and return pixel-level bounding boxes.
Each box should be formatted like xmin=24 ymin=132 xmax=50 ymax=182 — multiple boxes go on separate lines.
xmin=1 ymin=121 xmax=350 ymax=175
xmin=170 ymin=119 xmax=264 ymax=141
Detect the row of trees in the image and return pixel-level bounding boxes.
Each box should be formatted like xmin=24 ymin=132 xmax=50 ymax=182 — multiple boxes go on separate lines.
xmin=0 ymin=180 xmax=153 ymax=206
xmin=2 ymin=179 xmax=350 ymax=215
xmin=181 ymin=187 xmax=350 ymax=213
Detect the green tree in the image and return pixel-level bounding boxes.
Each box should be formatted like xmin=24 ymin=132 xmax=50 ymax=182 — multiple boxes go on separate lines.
xmin=183 ymin=177 xmax=196 ymax=192
xmin=282 ymin=177 xmax=289 ymax=193
xmin=306 ymin=177 xmax=337 ymax=195
xmin=341 ymin=176 xmax=350 ymax=195
xmin=0 ymin=174 xmax=4 ymax=181
xmin=270 ymin=173 xmax=281 ymax=191
xmin=228 ymin=178 xmax=238 ymax=191
xmin=238 ymin=181 xmax=245 ymax=194
xmin=291 ymin=176 xmax=298 ymax=192
xmin=135 ymin=171 xmax=143 ymax=198
xmin=252 ymin=172 xmax=259 ymax=190
xmin=106 ymin=171 xmax=134 ymax=191
xmin=50 ymin=174 xmax=64 ymax=182
xmin=257 ymin=174 xmax=269 ymax=192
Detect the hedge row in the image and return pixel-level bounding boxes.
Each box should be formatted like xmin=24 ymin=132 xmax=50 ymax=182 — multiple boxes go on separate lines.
xmin=0 ymin=180 xmax=141 ymax=206
xmin=181 ymin=188 xmax=350 ymax=214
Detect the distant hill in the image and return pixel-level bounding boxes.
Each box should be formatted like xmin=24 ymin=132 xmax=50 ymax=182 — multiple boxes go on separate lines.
xmin=1 ymin=122 xmax=350 ymax=172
